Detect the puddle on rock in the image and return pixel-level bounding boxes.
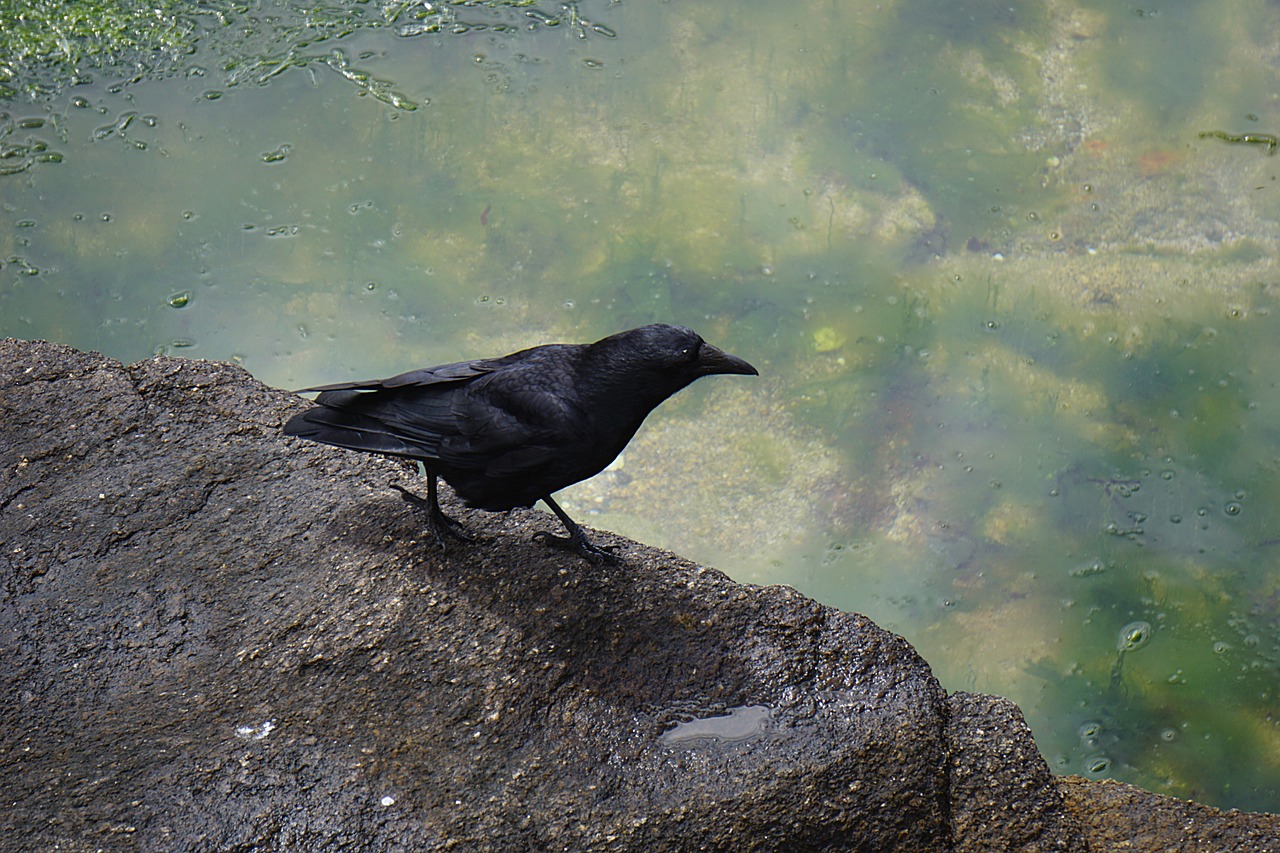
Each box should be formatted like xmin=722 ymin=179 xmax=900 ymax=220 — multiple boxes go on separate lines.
xmin=660 ymin=704 xmax=777 ymax=747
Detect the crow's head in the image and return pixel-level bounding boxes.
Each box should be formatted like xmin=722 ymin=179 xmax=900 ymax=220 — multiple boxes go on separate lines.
xmin=587 ymin=324 xmax=758 ymax=400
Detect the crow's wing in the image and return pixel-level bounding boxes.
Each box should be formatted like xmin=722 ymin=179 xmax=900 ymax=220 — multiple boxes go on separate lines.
xmin=283 ymin=387 xmax=457 ymax=459
xmin=285 ymin=348 xmax=598 ymax=502
xmin=294 ymin=355 xmax=514 ymax=395
xmin=284 ymin=354 xmax=529 ymax=457
xmin=437 ymin=381 xmax=590 ymax=470
xmin=428 ymin=375 xmax=598 ymax=507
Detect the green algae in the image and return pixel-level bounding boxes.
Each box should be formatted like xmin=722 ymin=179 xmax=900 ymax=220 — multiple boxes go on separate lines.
xmin=0 ymin=0 xmax=584 ymax=103
xmin=1199 ymin=129 xmax=1278 ymax=156
xmin=0 ymin=1 xmax=196 ymax=71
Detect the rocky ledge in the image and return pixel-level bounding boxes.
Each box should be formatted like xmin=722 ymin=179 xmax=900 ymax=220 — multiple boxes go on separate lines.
xmin=2 ymin=337 xmax=1276 ymax=852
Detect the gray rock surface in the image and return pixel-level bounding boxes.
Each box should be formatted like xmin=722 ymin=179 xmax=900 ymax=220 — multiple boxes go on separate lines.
xmin=1 ymin=337 xmax=1276 ymax=851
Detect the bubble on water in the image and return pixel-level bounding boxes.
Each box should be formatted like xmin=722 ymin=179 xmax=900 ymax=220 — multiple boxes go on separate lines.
xmin=1083 ymin=753 xmax=1111 ymax=777
xmin=1069 ymin=560 xmax=1106 ymax=578
xmin=1078 ymin=720 xmax=1103 ymax=742
xmin=1160 ymin=727 xmax=1178 ymax=742
xmin=1118 ymin=620 xmax=1152 ymax=652
xmin=1223 ymin=502 xmax=1242 ymax=517
xmin=167 ymin=290 xmax=191 ymax=308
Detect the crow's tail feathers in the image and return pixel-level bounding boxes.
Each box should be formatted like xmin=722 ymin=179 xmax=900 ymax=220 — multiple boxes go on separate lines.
xmin=283 ymin=405 xmax=426 ymax=459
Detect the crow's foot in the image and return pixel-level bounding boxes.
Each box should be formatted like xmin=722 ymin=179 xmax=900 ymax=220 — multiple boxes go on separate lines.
xmin=390 ymin=482 xmax=475 ymax=550
xmin=533 ymin=529 xmax=620 ymax=563
xmin=535 ymin=494 xmax=620 ymax=563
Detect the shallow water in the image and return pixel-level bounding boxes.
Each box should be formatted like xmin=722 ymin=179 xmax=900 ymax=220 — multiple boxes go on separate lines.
xmin=4 ymin=0 xmax=1280 ymax=812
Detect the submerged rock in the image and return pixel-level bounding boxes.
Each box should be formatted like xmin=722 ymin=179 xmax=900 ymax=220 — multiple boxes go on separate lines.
xmin=0 ymin=337 xmax=1275 ymax=851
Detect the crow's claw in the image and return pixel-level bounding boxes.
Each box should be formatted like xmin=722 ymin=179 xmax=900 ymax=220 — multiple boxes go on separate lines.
xmin=533 ymin=530 xmax=620 ymax=563
xmin=390 ymin=481 xmax=475 ymax=550
xmin=534 ymin=494 xmax=621 ymax=563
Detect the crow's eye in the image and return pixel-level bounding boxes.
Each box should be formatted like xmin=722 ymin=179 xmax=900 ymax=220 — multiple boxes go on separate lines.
xmin=683 ymin=341 xmax=702 ymax=361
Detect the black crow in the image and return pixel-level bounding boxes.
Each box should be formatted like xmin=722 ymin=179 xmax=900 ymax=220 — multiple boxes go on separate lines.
xmin=283 ymin=324 xmax=758 ymax=559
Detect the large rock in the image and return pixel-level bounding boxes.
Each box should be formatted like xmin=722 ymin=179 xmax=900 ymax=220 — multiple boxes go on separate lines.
xmin=0 ymin=337 xmax=1275 ymax=851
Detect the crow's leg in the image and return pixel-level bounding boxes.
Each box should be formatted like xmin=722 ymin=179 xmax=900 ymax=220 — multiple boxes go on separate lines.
xmin=390 ymin=473 xmax=474 ymax=550
xmin=533 ymin=495 xmax=619 ymax=563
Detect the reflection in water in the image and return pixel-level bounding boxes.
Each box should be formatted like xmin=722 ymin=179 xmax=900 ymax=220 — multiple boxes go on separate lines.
xmin=661 ymin=705 xmax=777 ymax=746
xmin=3 ymin=0 xmax=1280 ymax=812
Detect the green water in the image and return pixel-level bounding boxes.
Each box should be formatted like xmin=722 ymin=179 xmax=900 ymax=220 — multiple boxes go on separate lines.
xmin=4 ymin=0 xmax=1280 ymax=812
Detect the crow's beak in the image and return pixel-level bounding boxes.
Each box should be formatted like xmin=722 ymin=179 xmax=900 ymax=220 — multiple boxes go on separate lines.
xmin=697 ymin=343 xmax=759 ymax=377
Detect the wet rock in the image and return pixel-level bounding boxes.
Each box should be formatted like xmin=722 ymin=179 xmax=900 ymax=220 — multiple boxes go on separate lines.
xmin=947 ymin=693 xmax=1083 ymax=852
xmin=1 ymin=338 xmax=1276 ymax=851
xmin=1059 ymin=776 xmax=1280 ymax=852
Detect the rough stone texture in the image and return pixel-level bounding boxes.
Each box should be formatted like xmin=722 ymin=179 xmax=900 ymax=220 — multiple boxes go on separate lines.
xmin=1058 ymin=777 xmax=1280 ymax=853
xmin=948 ymin=693 xmax=1083 ymax=852
xmin=0 ymin=337 xmax=1275 ymax=852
